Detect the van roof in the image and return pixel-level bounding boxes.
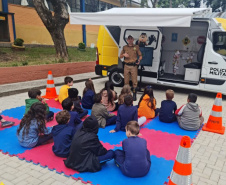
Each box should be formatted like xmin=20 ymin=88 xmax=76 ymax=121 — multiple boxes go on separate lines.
xmin=70 ymin=8 xmax=211 ymax=27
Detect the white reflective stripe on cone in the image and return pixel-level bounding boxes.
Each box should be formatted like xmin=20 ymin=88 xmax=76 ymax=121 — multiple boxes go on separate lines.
xmin=47 ymin=75 xmax=53 ymax=80
xmin=210 ymin=110 xmax=222 ymax=118
xmin=214 ymin=98 xmax=222 ymax=106
xmin=176 ymin=147 xmax=191 ymax=164
xmin=170 ymin=171 xmax=192 ymax=185
xmin=47 ymin=84 xmax=55 ymax=88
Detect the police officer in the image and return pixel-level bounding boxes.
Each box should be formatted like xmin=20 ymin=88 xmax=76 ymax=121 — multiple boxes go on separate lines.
xmin=120 ymin=35 xmax=142 ymax=101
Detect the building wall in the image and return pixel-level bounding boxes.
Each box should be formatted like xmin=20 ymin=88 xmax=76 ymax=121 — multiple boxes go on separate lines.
xmin=8 ymin=4 xmax=99 ymax=46
xmin=0 ymin=0 xmax=3 ymax=11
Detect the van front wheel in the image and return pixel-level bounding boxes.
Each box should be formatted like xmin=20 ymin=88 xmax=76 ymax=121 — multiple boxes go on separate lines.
xmin=109 ymin=68 xmax=124 ymax=87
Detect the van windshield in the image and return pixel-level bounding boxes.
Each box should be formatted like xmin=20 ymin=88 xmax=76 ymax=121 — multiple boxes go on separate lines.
xmin=213 ymin=32 xmax=226 ymax=57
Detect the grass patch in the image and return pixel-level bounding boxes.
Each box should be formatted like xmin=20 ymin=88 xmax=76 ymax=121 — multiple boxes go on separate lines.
xmin=0 ymin=47 xmax=96 ymax=67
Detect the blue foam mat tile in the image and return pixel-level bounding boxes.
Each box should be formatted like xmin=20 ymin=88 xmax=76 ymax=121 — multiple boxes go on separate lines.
xmin=49 ymin=107 xmax=63 ymax=113
xmin=2 ymin=106 xmax=26 ymax=120
xmin=2 ymin=106 xmax=61 ymax=120
xmin=72 ymin=155 xmax=174 ymax=185
xmin=143 ymin=117 xmax=201 ymax=139
xmin=98 ymin=125 xmax=127 ymax=145
xmin=0 ymin=126 xmax=30 ymax=155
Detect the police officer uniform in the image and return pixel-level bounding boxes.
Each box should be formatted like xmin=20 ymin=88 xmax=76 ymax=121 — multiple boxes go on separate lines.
xmin=120 ymin=36 xmax=142 ymax=100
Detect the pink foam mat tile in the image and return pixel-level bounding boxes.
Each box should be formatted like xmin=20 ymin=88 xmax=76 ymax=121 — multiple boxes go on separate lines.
xmin=46 ymin=115 xmax=58 ymax=127
xmin=46 ymin=99 xmax=63 ymax=110
xmin=140 ymin=128 xmax=183 ymax=161
xmin=100 ymin=141 xmax=122 ymax=150
xmin=140 ymin=118 xmax=152 ymax=127
xmin=17 ymin=143 xmax=79 ymax=176
xmin=0 ymin=116 xmax=21 ymax=131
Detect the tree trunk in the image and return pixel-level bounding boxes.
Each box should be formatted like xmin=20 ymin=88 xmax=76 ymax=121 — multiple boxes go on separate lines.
xmin=33 ymin=0 xmax=69 ymax=59
xmin=51 ymin=28 xmax=68 ymax=59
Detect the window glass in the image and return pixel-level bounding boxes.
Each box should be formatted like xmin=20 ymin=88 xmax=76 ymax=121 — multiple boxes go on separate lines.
xmin=124 ymin=29 xmax=159 ymax=49
xmin=213 ymin=32 xmax=226 ymax=57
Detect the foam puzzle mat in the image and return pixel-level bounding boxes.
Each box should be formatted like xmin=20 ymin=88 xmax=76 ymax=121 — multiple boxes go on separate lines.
xmin=0 ymin=100 xmax=202 ymax=185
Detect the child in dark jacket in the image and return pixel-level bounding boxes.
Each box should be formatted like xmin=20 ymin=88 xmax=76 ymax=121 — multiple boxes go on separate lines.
xmin=62 ymin=98 xmax=83 ymax=132
xmin=81 ymin=79 xmax=96 ymax=109
xmin=91 ymin=93 xmax=117 ymax=128
xmin=68 ymin=88 xmax=88 ymax=119
xmin=64 ymin=116 xmax=115 ymax=172
xmin=110 ymin=95 xmax=146 ymax=133
xmin=159 ymin=89 xmax=177 ymax=123
xmin=25 ymin=88 xmax=54 ymax=121
xmin=114 ymin=121 xmax=151 ymax=177
xmin=52 ymin=110 xmax=75 ymax=158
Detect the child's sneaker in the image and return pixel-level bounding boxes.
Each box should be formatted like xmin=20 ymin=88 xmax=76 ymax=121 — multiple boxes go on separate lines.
xmin=1 ymin=121 xmax=15 ymax=127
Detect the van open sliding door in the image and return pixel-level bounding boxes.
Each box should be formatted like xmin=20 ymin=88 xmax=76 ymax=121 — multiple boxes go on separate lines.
xmin=119 ymin=27 xmax=161 ymax=85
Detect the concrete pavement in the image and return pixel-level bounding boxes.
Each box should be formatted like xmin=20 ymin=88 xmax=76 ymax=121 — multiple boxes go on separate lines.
xmin=0 ymin=72 xmax=226 ymax=185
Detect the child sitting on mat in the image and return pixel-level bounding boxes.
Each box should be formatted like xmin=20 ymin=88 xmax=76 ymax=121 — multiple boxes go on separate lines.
xmin=64 ymin=116 xmax=115 ymax=172
xmin=138 ymin=86 xmax=158 ymax=119
xmin=175 ymin=93 xmax=204 ymax=131
xmin=81 ymin=79 xmax=96 ymax=109
xmin=25 ymin=88 xmax=54 ymax=122
xmin=100 ymin=81 xmax=118 ymax=112
xmin=17 ymin=103 xmax=52 ymax=148
xmin=62 ymin=98 xmax=83 ymax=132
xmin=68 ymin=88 xmax=88 ymax=119
xmin=0 ymin=108 xmax=15 ymax=127
xmin=159 ymin=89 xmax=177 ymax=123
xmin=58 ymin=76 xmax=74 ymax=104
xmin=91 ymin=93 xmax=117 ymax=128
xmin=52 ymin=110 xmax=75 ymax=158
xmin=110 ymin=95 xmax=146 ymax=133
xmin=114 ymin=121 xmax=151 ymax=177
xmin=118 ymin=85 xmax=132 ymax=106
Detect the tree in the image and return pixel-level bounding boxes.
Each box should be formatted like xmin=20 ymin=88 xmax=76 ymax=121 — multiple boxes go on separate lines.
xmin=141 ymin=0 xmax=201 ymax=8
xmin=157 ymin=0 xmax=201 ymax=8
xmin=120 ymin=0 xmax=132 ymax=7
xmin=33 ymin=0 xmax=69 ymax=59
xmin=205 ymin=0 xmax=226 ymax=12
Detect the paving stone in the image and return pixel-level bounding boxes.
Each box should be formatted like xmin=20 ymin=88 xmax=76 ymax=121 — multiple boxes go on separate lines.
xmin=197 ymin=181 xmax=207 ymax=185
xmin=38 ymin=171 xmax=56 ymax=181
xmin=197 ymin=161 xmax=206 ymax=171
xmin=1 ymin=75 xmax=226 ymax=185
xmin=26 ymin=176 xmax=42 ymax=185
xmin=1 ymin=172 xmax=16 ymax=181
xmin=39 ymin=178 xmax=55 ymax=185
xmin=203 ymin=167 xmax=212 ymax=176
xmin=192 ymin=174 xmax=199 ymax=184
xmin=199 ymin=177 xmax=218 ymax=185
xmin=27 ymin=170 xmax=43 ymax=178
xmin=0 ymin=179 xmax=15 ymax=185
xmin=218 ymin=179 xmax=226 ymax=185
xmin=11 ymin=174 xmax=30 ymax=184
xmin=51 ymin=173 xmax=70 ymax=182
xmin=210 ymin=173 xmax=220 ymax=182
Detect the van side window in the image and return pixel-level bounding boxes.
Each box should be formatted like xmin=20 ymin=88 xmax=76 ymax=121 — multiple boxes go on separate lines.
xmin=213 ymin=32 xmax=226 ymax=57
xmin=124 ymin=29 xmax=159 ymax=50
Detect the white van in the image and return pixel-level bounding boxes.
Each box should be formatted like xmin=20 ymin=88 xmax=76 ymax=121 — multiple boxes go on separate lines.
xmin=70 ymin=8 xmax=226 ymax=94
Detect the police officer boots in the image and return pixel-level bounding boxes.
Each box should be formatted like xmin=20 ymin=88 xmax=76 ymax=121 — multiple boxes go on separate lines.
xmin=132 ymin=87 xmax=137 ymax=101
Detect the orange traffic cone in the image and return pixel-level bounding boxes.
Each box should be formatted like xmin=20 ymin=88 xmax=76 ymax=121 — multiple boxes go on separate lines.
xmin=202 ymin=92 xmax=225 ymax=135
xmin=168 ymin=136 xmax=192 ymax=185
xmin=42 ymin=71 xmax=58 ymax=99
